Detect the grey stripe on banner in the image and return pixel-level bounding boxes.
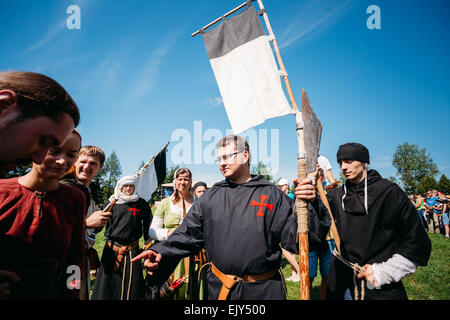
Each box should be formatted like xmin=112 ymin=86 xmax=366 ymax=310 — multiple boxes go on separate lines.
xmin=202 ymin=6 xmax=265 ymax=60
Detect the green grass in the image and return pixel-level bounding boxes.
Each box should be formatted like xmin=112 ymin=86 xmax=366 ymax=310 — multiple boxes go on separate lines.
xmin=282 ymin=232 xmax=450 ymax=300
xmin=91 ymin=229 xmax=449 ymax=300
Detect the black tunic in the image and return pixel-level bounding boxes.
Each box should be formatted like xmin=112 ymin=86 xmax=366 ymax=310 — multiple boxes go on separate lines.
xmin=91 ymin=198 xmax=152 ymax=300
xmin=326 ymin=170 xmax=431 ymax=300
xmin=148 ymin=175 xmax=330 ymax=300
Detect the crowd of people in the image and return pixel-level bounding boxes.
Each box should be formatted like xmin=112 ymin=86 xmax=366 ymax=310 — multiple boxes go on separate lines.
xmin=0 ymin=71 xmax=433 ymax=301
xmin=410 ymin=191 xmax=450 ymax=238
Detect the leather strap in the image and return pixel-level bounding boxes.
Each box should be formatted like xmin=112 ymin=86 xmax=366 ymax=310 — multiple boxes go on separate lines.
xmin=211 ymin=263 xmax=277 ymax=300
xmin=107 ymin=240 xmax=139 ymax=272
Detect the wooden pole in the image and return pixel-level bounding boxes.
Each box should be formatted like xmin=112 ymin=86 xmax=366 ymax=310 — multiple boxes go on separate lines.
xmin=316 ymin=178 xmax=341 ymax=253
xmin=192 ymin=1 xmax=255 ymax=37
xmin=256 ymin=0 xmax=310 ymax=300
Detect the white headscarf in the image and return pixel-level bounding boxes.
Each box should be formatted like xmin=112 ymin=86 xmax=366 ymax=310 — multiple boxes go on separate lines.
xmin=109 ymin=175 xmax=139 ymax=204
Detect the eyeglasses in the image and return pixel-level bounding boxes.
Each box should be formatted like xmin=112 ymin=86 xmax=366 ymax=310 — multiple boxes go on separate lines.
xmin=215 ymin=150 xmax=244 ymax=164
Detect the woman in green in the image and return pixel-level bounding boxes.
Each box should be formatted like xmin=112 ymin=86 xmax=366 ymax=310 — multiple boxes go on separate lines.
xmin=415 ymin=194 xmax=427 ymax=229
xmin=148 ymin=167 xmax=193 ymax=299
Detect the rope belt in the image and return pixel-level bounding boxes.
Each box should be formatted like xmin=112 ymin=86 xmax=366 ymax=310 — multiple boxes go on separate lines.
xmin=107 ymin=240 xmax=139 ymax=273
xmin=211 ymin=263 xmax=277 ymax=300
xmin=332 ymin=248 xmax=366 ymax=300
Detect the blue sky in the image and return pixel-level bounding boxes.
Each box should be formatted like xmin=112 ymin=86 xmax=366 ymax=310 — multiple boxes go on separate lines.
xmin=2 ymin=0 xmax=449 ymax=187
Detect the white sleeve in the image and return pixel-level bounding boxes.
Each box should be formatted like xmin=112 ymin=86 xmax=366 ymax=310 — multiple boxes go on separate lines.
xmin=371 ymin=254 xmax=418 ymax=287
xmin=318 ymin=155 xmax=332 ymax=171
xmin=148 ymin=216 xmax=169 ymax=241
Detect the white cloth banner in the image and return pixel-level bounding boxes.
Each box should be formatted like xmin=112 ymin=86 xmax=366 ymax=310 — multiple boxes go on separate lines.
xmin=136 ymin=161 xmax=158 ymax=202
xmin=202 ymin=6 xmax=292 ymax=134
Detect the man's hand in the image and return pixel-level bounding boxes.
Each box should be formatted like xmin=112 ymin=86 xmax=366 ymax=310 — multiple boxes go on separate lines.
xmin=293 ymin=178 xmax=316 ymax=201
xmin=357 ymin=264 xmax=380 ymax=287
xmin=130 ymin=250 xmax=162 ymax=276
xmin=0 ymin=270 xmax=20 ymax=300
xmin=86 ymin=210 xmax=111 ymax=229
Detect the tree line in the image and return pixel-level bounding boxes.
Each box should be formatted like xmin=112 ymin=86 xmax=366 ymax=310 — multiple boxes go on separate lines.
xmin=2 ymin=141 xmax=448 ymax=204
xmin=392 ymin=142 xmax=449 ymax=195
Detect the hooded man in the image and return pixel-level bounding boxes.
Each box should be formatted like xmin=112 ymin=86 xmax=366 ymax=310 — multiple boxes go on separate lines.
xmin=132 ymin=134 xmax=330 ymax=300
xmin=311 ymin=142 xmax=431 ymax=300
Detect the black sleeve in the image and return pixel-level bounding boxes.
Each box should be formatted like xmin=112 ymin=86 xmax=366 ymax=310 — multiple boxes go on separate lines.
xmin=389 ymin=187 xmax=431 ymax=266
xmin=308 ymin=198 xmax=331 ymax=251
xmin=147 ymin=199 xmax=204 ymax=288
xmin=140 ymin=199 xmax=152 ymax=242
xmin=281 ymin=197 xmax=331 ymax=253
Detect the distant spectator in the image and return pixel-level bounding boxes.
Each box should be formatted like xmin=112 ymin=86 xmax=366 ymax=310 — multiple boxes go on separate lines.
xmin=193 ymin=181 xmax=207 ymax=200
xmin=414 ymin=194 xmax=427 ymax=229
xmin=277 ymin=178 xmax=293 ymax=199
xmin=425 ymin=191 xmax=440 ymax=233
xmin=318 ymin=155 xmax=338 ymax=190
xmin=437 ymin=193 xmax=449 ymax=238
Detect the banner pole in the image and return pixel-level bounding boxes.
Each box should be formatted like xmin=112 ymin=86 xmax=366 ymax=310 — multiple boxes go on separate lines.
xmin=256 ymin=0 xmax=310 ymax=300
xmin=191 ymin=0 xmax=255 ymax=37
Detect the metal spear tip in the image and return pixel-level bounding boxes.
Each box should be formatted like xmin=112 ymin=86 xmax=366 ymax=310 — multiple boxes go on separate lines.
xmin=301 ymin=89 xmax=323 ymax=174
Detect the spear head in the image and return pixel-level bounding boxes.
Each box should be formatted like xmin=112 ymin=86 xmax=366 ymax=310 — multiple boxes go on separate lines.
xmin=301 ymin=88 xmax=322 ymax=174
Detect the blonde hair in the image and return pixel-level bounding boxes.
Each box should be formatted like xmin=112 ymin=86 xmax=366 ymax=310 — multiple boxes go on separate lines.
xmin=78 ymin=145 xmax=105 ymax=166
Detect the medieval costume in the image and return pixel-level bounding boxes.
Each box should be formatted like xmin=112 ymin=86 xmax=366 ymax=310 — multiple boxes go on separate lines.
xmin=0 ymin=177 xmax=86 ymax=299
xmin=91 ymin=176 xmax=152 ymax=300
xmin=60 ymin=173 xmax=101 ymax=299
xmin=326 ymin=143 xmax=431 ymax=300
xmin=148 ymin=195 xmax=193 ymax=299
xmin=147 ymin=175 xmax=330 ymax=300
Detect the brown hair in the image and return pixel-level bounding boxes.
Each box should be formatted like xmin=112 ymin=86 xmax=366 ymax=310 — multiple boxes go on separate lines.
xmin=172 ymin=167 xmax=192 ymax=204
xmin=216 ymin=134 xmax=251 ymax=166
xmin=0 ymin=71 xmax=80 ymax=126
xmin=78 ymin=145 xmax=105 ymax=166
xmin=65 ymin=129 xmax=83 ymax=175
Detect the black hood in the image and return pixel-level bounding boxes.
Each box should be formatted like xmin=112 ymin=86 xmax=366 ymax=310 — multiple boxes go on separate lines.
xmin=213 ymin=174 xmax=275 ymax=188
xmin=342 ymin=169 xmax=394 ymax=215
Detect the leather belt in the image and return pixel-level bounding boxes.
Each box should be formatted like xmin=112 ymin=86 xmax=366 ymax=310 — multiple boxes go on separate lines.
xmin=107 ymin=240 xmax=139 ymax=272
xmin=211 ymin=263 xmax=277 ymax=300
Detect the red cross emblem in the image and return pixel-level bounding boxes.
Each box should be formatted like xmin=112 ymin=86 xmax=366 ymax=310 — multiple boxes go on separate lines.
xmin=128 ymin=204 xmax=140 ymax=216
xmin=251 ymin=194 xmax=274 ymax=217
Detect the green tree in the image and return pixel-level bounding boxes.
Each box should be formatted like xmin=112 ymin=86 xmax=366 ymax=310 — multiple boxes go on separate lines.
xmin=417 ymin=176 xmax=438 ymax=196
xmin=251 ymin=161 xmax=273 ymax=182
xmin=392 ymin=142 xmax=439 ymax=194
xmin=438 ymin=174 xmax=450 ymax=194
xmin=94 ymin=150 xmax=122 ymax=204
xmin=387 ymin=176 xmax=399 ymax=185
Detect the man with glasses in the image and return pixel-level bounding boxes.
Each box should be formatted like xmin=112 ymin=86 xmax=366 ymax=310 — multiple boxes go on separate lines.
xmin=132 ymin=134 xmax=330 ymax=300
